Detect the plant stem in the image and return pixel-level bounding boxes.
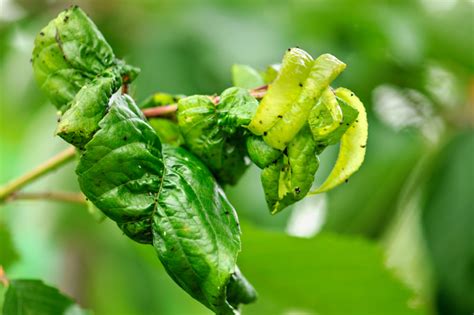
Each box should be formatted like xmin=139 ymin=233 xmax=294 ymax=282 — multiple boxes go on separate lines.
xmin=142 ymin=85 xmax=268 ymax=118
xmin=0 ymin=147 xmax=76 ymax=203
xmin=7 ymin=191 xmax=87 ymax=205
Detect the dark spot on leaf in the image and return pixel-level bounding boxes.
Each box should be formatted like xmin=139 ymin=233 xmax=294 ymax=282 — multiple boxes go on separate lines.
xmin=259 ymin=120 xmax=262 ymax=124
xmin=356 ymin=120 xmax=359 ymax=123
xmin=277 ymin=115 xmax=283 ymax=118
xmin=263 ymin=132 xmax=267 ymax=136
xmin=345 ymin=179 xmax=349 ymax=183
xmin=287 ymin=48 xmax=291 ymax=51
xmin=299 ymin=83 xmax=303 ymax=87
xmin=295 ymin=187 xmax=301 ymax=194
xmin=39 ymin=32 xmax=45 ymax=36
xmin=350 ymin=93 xmax=354 ymax=96
xmin=360 ymin=144 xmax=366 ymax=148
xmin=123 ymin=136 xmax=128 ymax=141
xmin=346 ymin=123 xmax=350 ymax=126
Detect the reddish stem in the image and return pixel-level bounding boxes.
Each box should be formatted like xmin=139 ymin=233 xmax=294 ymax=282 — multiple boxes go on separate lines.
xmin=142 ymin=85 xmax=268 ymax=118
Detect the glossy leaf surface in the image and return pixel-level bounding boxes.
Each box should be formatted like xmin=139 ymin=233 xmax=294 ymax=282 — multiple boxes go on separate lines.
xmin=75 ymin=94 xmax=255 ymax=313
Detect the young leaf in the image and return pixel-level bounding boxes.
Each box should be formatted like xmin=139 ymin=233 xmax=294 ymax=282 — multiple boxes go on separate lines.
xmin=31 ymin=6 xmax=138 ymax=113
xmin=264 ymin=53 xmax=346 ymax=150
xmin=248 ymin=48 xmax=313 ymax=136
xmin=260 ymin=64 xmax=280 ymax=84
xmin=246 ymin=135 xmax=282 ymax=169
xmin=2 ymin=279 xmax=90 ymax=315
xmin=217 ymin=87 xmax=258 ymax=134
xmin=149 ymin=118 xmax=184 ymax=147
xmin=261 ymin=125 xmax=319 ymax=214
xmin=231 ymin=64 xmax=265 ymax=89
xmin=56 ymin=71 xmax=121 ymax=148
xmin=308 ymin=89 xmax=359 ymax=152
xmin=310 ymin=88 xmax=368 ymax=194
xmin=75 ymin=93 xmax=255 ymax=313
xmin=177 ymin=94 xmax=249 ymax=185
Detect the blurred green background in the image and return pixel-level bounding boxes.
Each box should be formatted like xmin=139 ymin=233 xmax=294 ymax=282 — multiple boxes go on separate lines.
xmin=0 ymin=0 xmax=473 ymax=314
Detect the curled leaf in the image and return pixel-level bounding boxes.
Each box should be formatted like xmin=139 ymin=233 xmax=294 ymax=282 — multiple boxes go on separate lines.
xmin=308 ymin=88 xmax=359 ymax=152
xmin=177 ymin=89 xmax=257 ymax=185
xmin=310 ymin=88 xmax=368 ymax=194
xmin=217 ymin=87 xmax=258 ymax=134
xmin=246 ymin=135 xmax=282 ymax=169
xmin=264 ymin=53 xmax=346 ymax=150
xmin=248 ymin=48 xmax=313 ymax=136
xmin=32 ymin=6 xmax=138 ymax=112
xmin=261 ymin=125 xmax=319 ymax=214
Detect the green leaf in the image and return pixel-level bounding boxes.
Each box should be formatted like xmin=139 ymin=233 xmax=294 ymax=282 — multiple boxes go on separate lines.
xmin=231 ymin=64 xmax=264 ymax=89
xmin=248 ymin=48 xmax=313 ymax=137
xmin=217 ymin=87 xmax=258 ymax=134
xmin=56 ymin=71 xmax=121 ymax=148
xmin=0 ymin=224 xmax=19 ymax=270
xmin=261 ymin=125 xmax=319 ymax=214
xmin=154 ymin=145 xmax=255 ymax=314
xmin=149 ymin=118 xmax=184 ymax=147
xmin=308 ymin=88 xmax=359 ymax=151
xmin=260 ymin=64 xmax=280 ymax=84
xmin=421 ymin=132 xmax=474 ymax=314
xmin=2 ymin=279 xmax=91 ymax=315
xmin=177 ymin=95 xmax=249 ymax=185
xmin=310 ymin=88 xmax=368 ymax=194
xmin=139 ymin=92 xmax=185 ymax=109
xmin=265 ymin=53 xmax=346 ymax=150
xmin=32 ymin=6 xmax=138 ymax=113
xmin=75 ymin=94 xmax=255 ymax=313
xmin=238 ymin=224 xmax=425 ymax=315
xmin=245 ymin=135 xmax=282 ymax=169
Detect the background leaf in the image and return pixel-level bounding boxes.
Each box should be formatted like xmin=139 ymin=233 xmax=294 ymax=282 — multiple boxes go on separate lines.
xmin=0 ymin=224 xmax=19 ymax=270
xmin=239 ymin=223 xmax=424 ymax=315
xmin=2 ymin=279 xmax=91 ymax=315
xmin=421 ymin=131 xmax=474 ymax=315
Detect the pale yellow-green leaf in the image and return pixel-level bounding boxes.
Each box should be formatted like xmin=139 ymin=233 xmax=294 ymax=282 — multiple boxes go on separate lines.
xmin=310 ymin=87 xmax=368 ymax=194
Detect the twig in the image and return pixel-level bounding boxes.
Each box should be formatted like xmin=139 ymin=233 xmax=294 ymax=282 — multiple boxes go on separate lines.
xmin=142 ymin=85 xmax=268 ymax=118
xmin=7 ymin=191 xmax=87 ymax=205
xmin=0 ymin=147 xmax=76 ymax=203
